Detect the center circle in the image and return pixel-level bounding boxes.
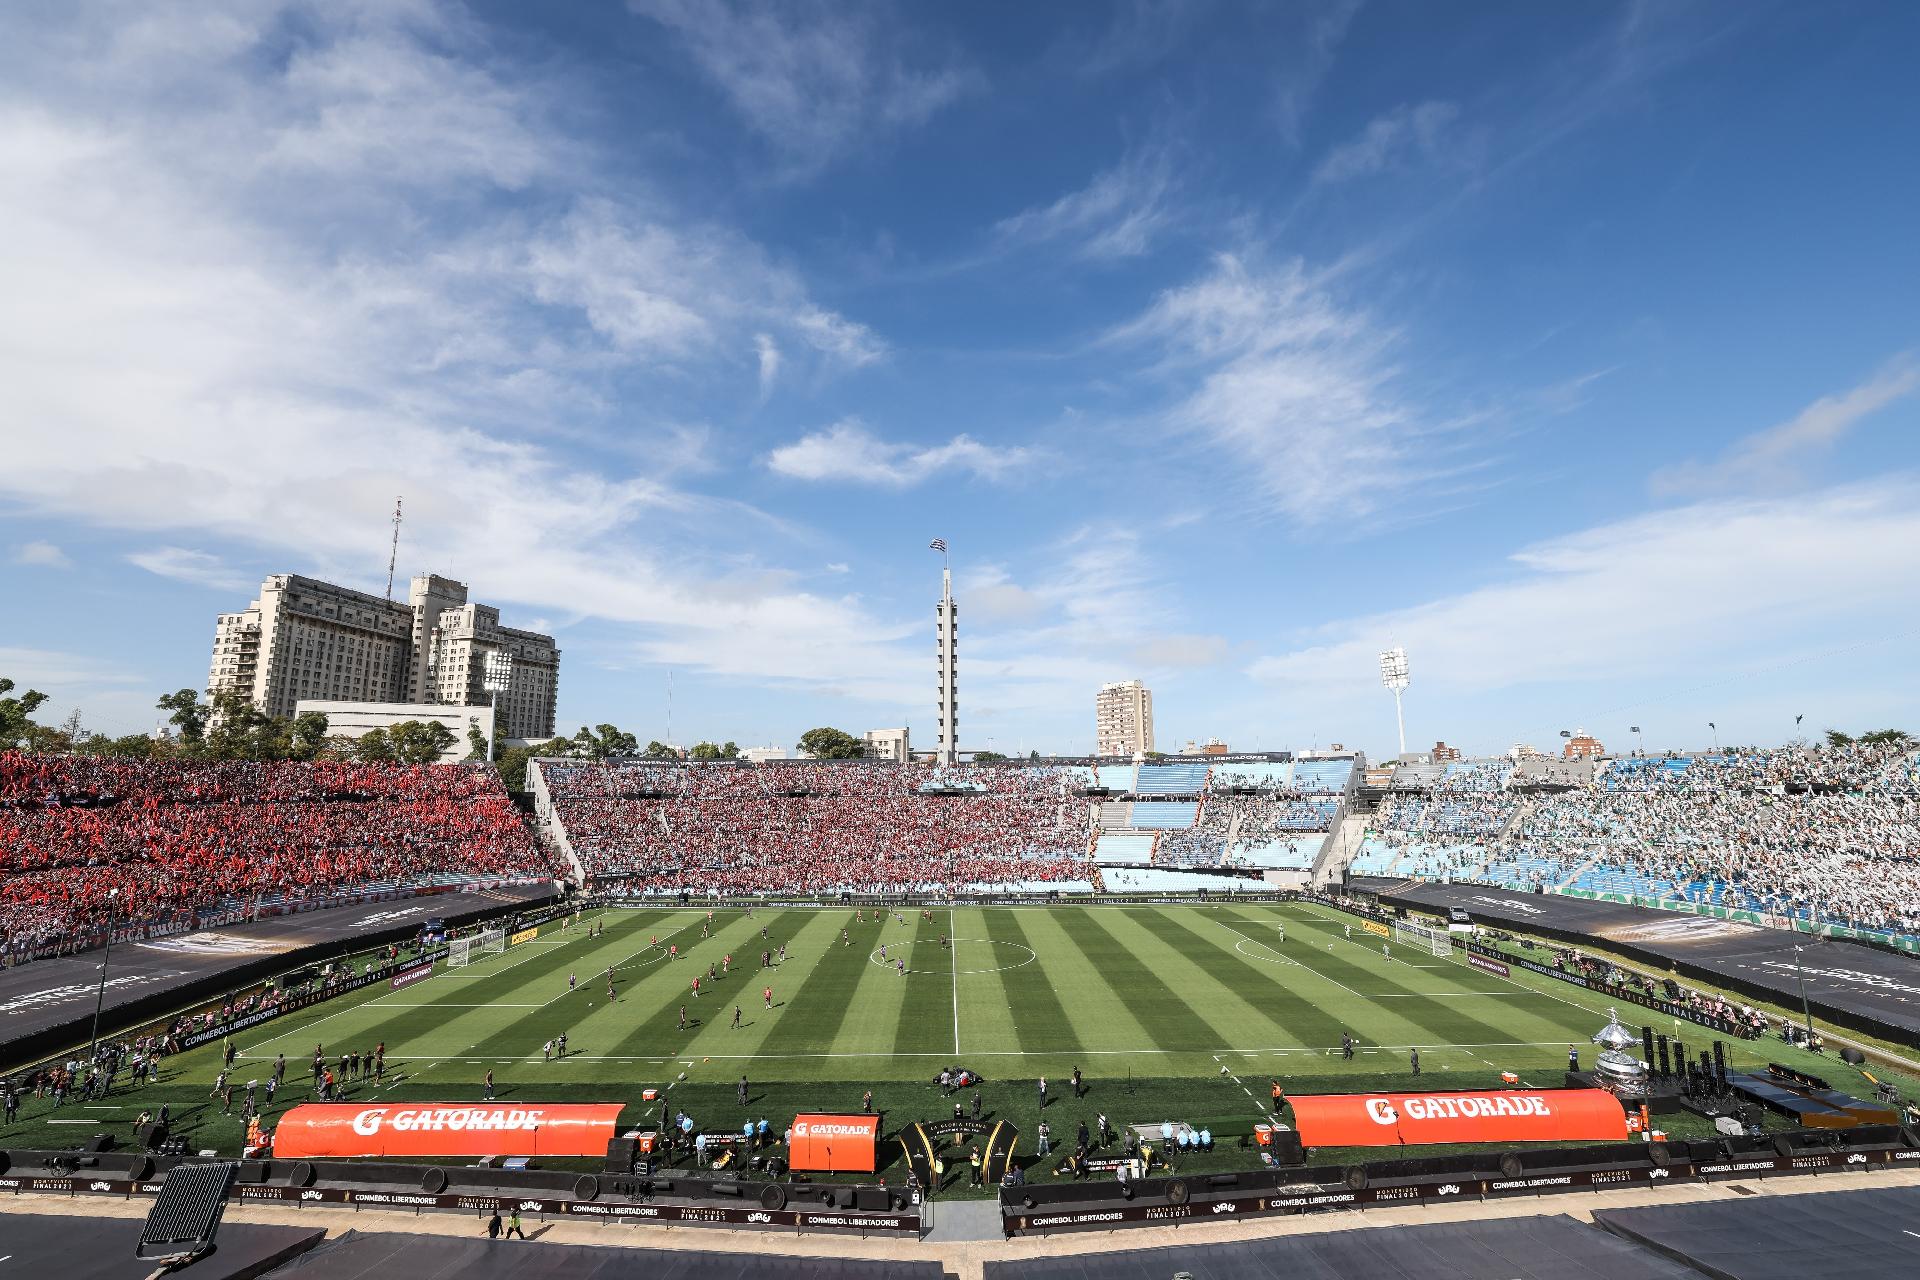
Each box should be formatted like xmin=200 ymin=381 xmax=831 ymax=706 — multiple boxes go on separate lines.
xmin=867 ymin=937 xmax=1037 ymax=975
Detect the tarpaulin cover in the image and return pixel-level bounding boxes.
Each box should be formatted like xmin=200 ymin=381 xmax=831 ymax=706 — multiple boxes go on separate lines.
xmin=1595 ymin=1185 xmax=1920 ymax=1280
xmin=0 ymin=1212 xmax=323 ymax=1280
xmin=983 ymin=1214 xmax=1701 ymax=1280
xmin=271 ymin=1102 xmax=624 ymax=1158
xmin=787 ymin=1113 xmax=880 ymax=1172
xmin=273 ymin=1230 xmax=945 ymax=1280
xmin=1290 ymin=1088 xmax=1627 ymax=1147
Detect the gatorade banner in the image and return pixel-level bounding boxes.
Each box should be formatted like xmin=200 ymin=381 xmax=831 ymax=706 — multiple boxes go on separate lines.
xmin=1290 ymin=1089 xmax=1626 ymax=1148
xmin=271 ymin=1102 xmax=625 ymax=1159
xmin=509 ymin=926 xmax=539 ymax=946
xmin=788 ymin=1113 xmax=879 ymax=1172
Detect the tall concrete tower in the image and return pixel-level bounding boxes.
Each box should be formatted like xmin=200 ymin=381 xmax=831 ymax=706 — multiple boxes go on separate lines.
xmin=932 ymin=538 xmax=958 ymax=765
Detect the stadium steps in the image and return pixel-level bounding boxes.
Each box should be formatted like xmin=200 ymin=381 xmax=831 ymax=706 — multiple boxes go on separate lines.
xmin=1555 ymin=846 xmax=1611 ymax=891
xmin=1310 ymin=813 xmax=1368 ymax=885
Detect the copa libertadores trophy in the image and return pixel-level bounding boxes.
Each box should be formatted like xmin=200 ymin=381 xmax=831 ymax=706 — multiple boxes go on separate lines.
xmin=1591 ymin=1008 xmax=1650 ymax=1099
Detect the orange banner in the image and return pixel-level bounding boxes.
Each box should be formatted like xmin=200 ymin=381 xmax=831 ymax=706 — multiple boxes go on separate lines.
xmin=1290 ymin=1089 xmax=1627 ymax=1148
xmin=271 ymin=1102 xmax=625 ymax=1159
xmin=788 ymin=1113 xmax=879 ymax=1173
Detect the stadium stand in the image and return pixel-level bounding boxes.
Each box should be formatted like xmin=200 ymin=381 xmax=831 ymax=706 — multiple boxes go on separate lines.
xmin=1132 ymin=761 xmax=1210 ymax=794
xmin=0 ymin=754 xmax=549 ymax=964
xmin=1386 ymin=742 xmax=1920 ymax=943
xmin=1127 ymin=801 xmax=1197 ymax=829
xmin=1091 ymin=763 xmax=1136 ymax=792
xmin=1291 ymin=757 xmax=1358 ymax=793
xmin=541 ymin=761 xmax=1092 ymax=895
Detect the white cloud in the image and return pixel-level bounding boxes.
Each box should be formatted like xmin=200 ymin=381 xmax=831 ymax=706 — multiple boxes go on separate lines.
xmin=1113 ymin=252 xmax=1450 ymax=525
xmin=1652 ymin=353 xmax=1920 ymax=496
xmin=1313 ymin=100 xmax=1461 ymax=184
xmin=766 ymin=420 xmax=1039 ymax=487
xmin=12 ymin=541 xmax=72 ymax=569
xmin=754 ymin=333 xmax=782 ymax=400
xmin=1247 ymin=478 xmax=1920 ymax=742
xmin=994 ymin=139 xmax=1178 ymax=260
xmin=127 ymin=547 xmax=250 ymax=592
xmin=629 ymin=0 xmax=979 ymax=176
xmin=1272 ymin=0 xmax=1364 ymax=145
xmin=0 ymin=3 xmax=909 ymax=708
xmin=1133 ymin=633 xmax=1230 ymax=668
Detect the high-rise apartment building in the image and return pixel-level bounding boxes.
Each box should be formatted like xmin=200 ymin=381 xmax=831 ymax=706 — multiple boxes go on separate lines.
xmin=209 ymin=573 xmax=560 ymax=740
xmin=1095 ymin=679 xmax=1154 ymax=757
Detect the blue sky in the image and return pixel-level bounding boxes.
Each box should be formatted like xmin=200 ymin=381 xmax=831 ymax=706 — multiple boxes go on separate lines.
xmin=3 ymin=0 xmax=1918 ymax=758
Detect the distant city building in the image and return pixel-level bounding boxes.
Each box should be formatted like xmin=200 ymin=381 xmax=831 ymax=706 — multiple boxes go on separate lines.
xmin=1179 ymin=738 xmax=1229 ymax=756
xmin=1563 ymin=730 xmax=1605 ymax=761
xmin=740 ymin=745 xmax=789 ymax=763
xmin=294 ymin=699 xmax=491 ymax=763
xmin=1430 ymin=740 xmax=1462 ymax=762
xmin=864 ymin=727 xmax=911 ymax=763
xmin=1508 ymin=743 xmax=1546 ymax=760
xmin=1095 ymin=679 xmax=1155 ymax=757
xmin=209 ymin=572 xmax=559 ymax=740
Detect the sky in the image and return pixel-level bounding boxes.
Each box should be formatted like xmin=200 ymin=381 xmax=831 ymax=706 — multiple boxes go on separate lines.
xmin=3 ymin=0 xmax=1918 ymax=760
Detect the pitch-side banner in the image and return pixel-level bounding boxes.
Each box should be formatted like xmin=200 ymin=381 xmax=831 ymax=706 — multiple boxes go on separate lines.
xmin=272 ymin=1103 xmax=625 ymax=1159
xmin=1290 ymin=1089 xmax=1627 ymax=1148
xmin=788 ymin=1114 xmax=879 ymax=1172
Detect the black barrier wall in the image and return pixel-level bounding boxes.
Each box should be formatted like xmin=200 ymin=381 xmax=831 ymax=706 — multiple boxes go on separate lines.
xmin=1368 ymin=882 xmax=1920 ymax=1045
xmin=0 ymin=886 xmax=560 ymax=1071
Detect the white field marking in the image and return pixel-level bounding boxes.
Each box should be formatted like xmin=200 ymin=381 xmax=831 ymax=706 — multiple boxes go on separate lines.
xmin=380 ymin=1003 xmax=545 ymax=1008
xmin=1230 ymin=936 xmax=1303 ymax=968
xmin=950 ymin=906 xmax=961 ymax=1057
xmin=244 ymin=905 xmax=629 ymax=1053
xmin=1370 ymin=992 xmax=1541 ymax=998
xmin=46 ymin=1119 xmax=100 ymax=1125
xmin=1295 ymin=901 xmax=1617 ymax=1024
xmin=302 ymin=1039 xmax=1584 ymax=1065
xmin=869 ymin=938 xmax=1034 ymax=976
xmin=1207 ymin=914 xmax=1369 ymax=1001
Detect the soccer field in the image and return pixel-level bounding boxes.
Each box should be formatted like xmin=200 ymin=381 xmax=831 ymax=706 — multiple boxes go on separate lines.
xmin=235 ymin=900 xmax=1607 ymax=1085
xmin=6 ymin=900 xmax=1839 ymax=1183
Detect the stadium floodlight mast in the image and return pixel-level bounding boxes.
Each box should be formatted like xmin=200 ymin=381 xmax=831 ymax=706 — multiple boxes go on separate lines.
xmin=88 ymin=887 xmax=119 ymax=1062
xmin=482 ymin=650 xmax=514 ymax=763
xmin=1378 ymin=646 xmax=1410 ymax=757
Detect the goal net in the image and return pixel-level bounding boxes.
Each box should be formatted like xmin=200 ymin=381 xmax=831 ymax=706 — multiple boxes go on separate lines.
xmin=1393 ymin=919 xmax=1451 ymax=957
xmin=448 ymin=929 xmax=506 ymax=968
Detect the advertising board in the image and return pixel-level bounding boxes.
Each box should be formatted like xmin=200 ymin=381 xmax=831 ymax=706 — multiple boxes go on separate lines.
xmin=271 ymin=1102 xmax=625 ymax=1159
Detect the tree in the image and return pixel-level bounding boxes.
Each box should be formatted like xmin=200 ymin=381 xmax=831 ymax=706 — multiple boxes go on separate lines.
xmin=973 ymin=750 xmax=1007 ymax=763
xmin=382 ymin=719 xmax=459 ymax=764
xmin=289 ymin=712 xmax=330 ymax=761
xmin=643 ymin=740 xmax=679 ymax=760
xmin=1861 ymin=728 xmax=1913 ymax=746
xmin=0 ymin=677 xmax=52 ymax=750
xmin=798 ymin=727 xmax=864 ymax=759
xmin=156 ymin=689 xmax=209 ymax=748
xmin=495 ymin=739 xmax=564 ymax=795
xmin=466 ymin=725 xmax=491 ymax=762
xmin=81 ymin=733 xmax=160 ymax=759
xmin=203 ymin=689 xmax=278 ymax=760
xmin=553 ymin=723 xmax=639 ymax=761
xmin=689 ymin=740 xmax=739 ymax=761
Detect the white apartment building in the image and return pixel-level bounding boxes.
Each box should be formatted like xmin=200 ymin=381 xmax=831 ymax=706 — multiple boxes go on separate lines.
xmin=1095 ymin=679 xmax=1155 ymax=757
xmin=863 ymin=727 xmax=911 ymax=763
xmin=293 ymin=700 xmax=494 ymax=763
xmin=209 ymin=572 xmax=559 ymax=740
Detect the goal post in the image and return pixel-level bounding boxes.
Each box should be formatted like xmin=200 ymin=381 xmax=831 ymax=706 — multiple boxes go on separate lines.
xmin=448 ymin=928 xmax=506 ymax=968
xmin=1394 ymin=919 xmax=1450 ymax=957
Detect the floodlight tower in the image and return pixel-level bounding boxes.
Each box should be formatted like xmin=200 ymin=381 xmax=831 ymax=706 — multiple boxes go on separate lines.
xmin=482 ymin=650 xmax=514 ymax=763
xmin=1379 ymin=646 xmax=1410 ymax=758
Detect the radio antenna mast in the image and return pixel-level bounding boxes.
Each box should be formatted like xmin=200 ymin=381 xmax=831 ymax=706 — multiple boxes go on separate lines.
xmin=385 ymin=496 xmax=403 ymax=600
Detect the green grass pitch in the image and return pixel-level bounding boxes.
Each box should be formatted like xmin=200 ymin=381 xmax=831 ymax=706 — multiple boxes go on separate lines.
xmin=3 ymin=901 xmax=1843 ymax=1191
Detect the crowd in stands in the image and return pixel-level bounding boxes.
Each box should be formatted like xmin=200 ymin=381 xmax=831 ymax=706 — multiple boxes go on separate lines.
xmin=1153 ymin=792 xmax=1336 ymax=867
xmin=1373 ymin=744 xmax=1920 ymax=940
xmin=0 ymin=753 xmax=549 ymax=963
xmin=544 ymin=761 xmax=1091 ymax=894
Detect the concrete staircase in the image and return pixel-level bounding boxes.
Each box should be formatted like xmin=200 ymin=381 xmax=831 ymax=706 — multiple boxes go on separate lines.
xmin=1312 ymin=814 xmax=1370 ymax=887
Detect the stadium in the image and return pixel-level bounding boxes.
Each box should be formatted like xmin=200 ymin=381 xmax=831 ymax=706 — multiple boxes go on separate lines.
xmin=6 ymin=739 xmax=1920 ymax=1278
